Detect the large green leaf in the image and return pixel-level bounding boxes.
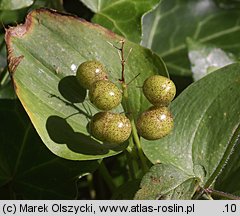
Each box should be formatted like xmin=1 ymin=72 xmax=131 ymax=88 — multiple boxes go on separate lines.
xmin=142 ymin=63 xmax=240 ymax=189
xmin=0 ymin=0 xmax=33 ymax=10
xmin=5 ymin=9 xmax=167 ymax=161
xmin=80 ymin=0 xmax=160 ymax=43
xmin=141 ymin=0 xmax=240 ymax=76
xmin=0 ymin=100 xmax=99 ymax=199
xmin=135 ymin=164 xmax=199 ymax=200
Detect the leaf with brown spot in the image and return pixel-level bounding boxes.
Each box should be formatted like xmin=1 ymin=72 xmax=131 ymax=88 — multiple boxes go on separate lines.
xmin=134 ymin=164 xmax=199 ymax=200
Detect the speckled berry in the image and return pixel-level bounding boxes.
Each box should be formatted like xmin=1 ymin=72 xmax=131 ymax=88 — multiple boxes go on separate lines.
xmin=90 ymin=112 xmax=132 ymax=144
xmin=143 ymin=75 xmax=176 ymax=106
xmin=89 ymin=80 xmax=122 ymax=111
xmin=76 ymin=60 xmax=108 ymax=89
xmin=136 ymin=106 xmax=174 ymax=140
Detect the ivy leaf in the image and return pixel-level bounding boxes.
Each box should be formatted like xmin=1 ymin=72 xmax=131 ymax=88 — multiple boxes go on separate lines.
xmin=0 ymin=100 xmax=99 ymax=199
xmin=141 ymin=0 xmax=240 ymax=76
xmin=5 ymin=9 xmax=167 ymax=161
xmin=0 ymin=0 xmax=33 ymax=10
xmin=142 ymin=63 xmax=240 ymax=190
xmin=80 ymin=0 xmax=160 ymax=43
xmin=134 ymin=164 xmax=199 ymax=200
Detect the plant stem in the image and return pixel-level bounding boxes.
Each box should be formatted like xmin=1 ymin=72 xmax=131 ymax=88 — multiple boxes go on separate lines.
xmin=131 ymin=120 xmax=149 ymax=173
xmin=98 ymin=161 xmax=116 ymax=193
xmin=193 ymin=187 xmax=240 ymax=200
xmin=116 ymin=40 xmax=149 ymax=175
xmin=119 ymin=39 xmax=125 ymax=83
xmin=121 ymin=82 xmax=149 ymax=174
xmin=206 ymin=188 xmax=240 ymax=200
xmin=0 ymin=69 xmax=9 ymax=86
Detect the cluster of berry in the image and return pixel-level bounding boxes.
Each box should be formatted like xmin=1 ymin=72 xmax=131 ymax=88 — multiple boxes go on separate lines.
xmin=76 ymin=60 xmax=132 ymax=144
xmin=137 ymin=75 xmax=176 ymax=140
xmin=76 ymin=60 xmax=176 ymax=144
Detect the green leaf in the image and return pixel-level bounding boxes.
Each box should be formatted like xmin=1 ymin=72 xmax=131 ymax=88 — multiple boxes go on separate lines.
xmin=187 ymin=38 xmax=236 ymax=81
xmin=134 ymin=164 xmax=199 ymax=200
xmin=80 ymin=0 xmax=160 ymax=43
xmin=0 ymin=100 xmax=99 ymax=199
xmin=142 ymin=0 xmax=240 ymax=76
xmin=6 ymin=9 xmax=167 ymax=161
xmin=142 ymin=63 xmax=240 ymax=189
xmin=0 ymin=0 xmax=33 ymax=10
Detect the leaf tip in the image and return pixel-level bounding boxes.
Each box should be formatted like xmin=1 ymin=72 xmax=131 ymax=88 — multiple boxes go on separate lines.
xmin=5 ymin=11 xmax=32 ymax=41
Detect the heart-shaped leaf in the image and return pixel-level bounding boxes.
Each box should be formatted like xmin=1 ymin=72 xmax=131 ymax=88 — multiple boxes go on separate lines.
xmin=142 ymin=63 xmax=240 ymax=189
xmin=80 ymin=0 xmax=160 ymax=43
xmin=6 ymin=9 xmax=167 ymax=161
xmin=141 ymin=0 xmax=240 ymax=76
xmin=0 ymin=100 xmax=99 ymax=199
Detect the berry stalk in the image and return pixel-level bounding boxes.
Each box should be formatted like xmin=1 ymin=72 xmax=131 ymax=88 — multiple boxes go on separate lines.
xmin=116 ymin=41 xmax=149 ymax=175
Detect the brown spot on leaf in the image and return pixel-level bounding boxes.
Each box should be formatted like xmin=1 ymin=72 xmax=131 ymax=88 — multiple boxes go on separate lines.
xmin=8 ymin=55 xmax=24 ymax=74
xmin=150 ymin=176 xmax=161 ymax=184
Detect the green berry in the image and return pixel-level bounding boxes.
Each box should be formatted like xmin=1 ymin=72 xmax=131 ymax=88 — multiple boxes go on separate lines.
xmin=89 ymin=80 xmax=122 ymax=111
xmin=143 ymin=75 xmax=176 ymax=106
xmin=90 ymin=112 xmax=132 ymax=144
xmin=136 ymin=106 xmax=173 ymax=140
xmin=76 ymin=60 xmax=108 ymax=89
